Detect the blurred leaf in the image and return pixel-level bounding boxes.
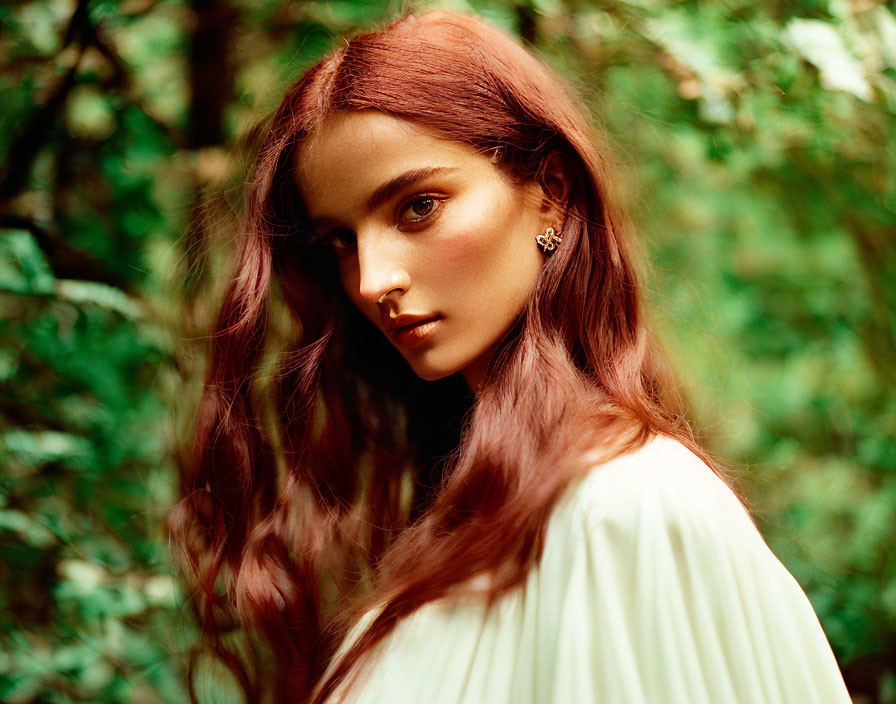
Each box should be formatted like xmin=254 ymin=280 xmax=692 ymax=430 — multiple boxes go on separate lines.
xmin=0 ymin=509 xmax=56 ymax=549
xmin=785 ymin=18 xmax=873 ymax=100
xmin=0 ymin=230 xmax=56 ymax=296
xmin=55 ymin=280 xmax=144 ymax=319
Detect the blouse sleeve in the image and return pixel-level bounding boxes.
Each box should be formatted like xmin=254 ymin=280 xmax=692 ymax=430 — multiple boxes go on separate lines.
xmin=560 ymin=440 xmax=854 ymax=704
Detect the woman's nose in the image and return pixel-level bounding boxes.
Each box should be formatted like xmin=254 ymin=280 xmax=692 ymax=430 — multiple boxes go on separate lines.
xmin=355 ymin=229 xmax=411 ymax=307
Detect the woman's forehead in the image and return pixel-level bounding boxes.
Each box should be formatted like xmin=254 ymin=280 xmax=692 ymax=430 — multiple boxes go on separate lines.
xmin=294 ymin=111 xmax=490 ymax=216
xmin=297 ymin=112 xmax=468 ymax=176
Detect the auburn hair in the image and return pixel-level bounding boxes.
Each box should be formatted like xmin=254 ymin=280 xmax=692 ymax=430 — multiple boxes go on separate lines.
xmin=169 ymin=8 xmax=747 ymax=704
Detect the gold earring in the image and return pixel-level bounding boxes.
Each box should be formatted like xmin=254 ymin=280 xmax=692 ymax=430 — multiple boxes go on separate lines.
xmin=536 ymin=226 xmax=562 ymax=254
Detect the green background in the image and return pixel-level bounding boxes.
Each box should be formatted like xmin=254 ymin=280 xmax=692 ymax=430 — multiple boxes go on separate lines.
xmin=1 ymin=0 xmax=893 ymax=701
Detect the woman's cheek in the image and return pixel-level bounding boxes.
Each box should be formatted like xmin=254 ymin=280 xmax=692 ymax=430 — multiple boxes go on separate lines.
xmin=429 ymin=193 xmax=507 ymax=274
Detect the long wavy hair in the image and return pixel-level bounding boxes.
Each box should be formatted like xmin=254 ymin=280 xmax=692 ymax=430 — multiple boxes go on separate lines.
xmin=169 ymin=9 xmax=747 ymax=704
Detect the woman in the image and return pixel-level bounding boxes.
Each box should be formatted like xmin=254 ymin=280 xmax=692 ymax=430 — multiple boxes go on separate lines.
xmin=170 ymin=9 xmax=853 ymax=704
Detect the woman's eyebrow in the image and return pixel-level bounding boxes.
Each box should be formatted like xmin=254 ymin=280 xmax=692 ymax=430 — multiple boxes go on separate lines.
xmin=309 ymin=165 xmax=459 ymax=228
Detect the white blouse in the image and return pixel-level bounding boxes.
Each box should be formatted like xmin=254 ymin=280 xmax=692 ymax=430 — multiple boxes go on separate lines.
xmin=319 ymin=433 xmax=853 ymax=703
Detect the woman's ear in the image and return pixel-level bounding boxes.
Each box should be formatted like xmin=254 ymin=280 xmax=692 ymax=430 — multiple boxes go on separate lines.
xmin=538 ymin=150 xmax=574 ymax=222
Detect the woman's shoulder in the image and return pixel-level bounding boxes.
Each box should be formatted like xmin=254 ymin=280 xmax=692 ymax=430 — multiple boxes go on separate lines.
xmin=542 ymin=435 xmax=853 ymax=704
xmin=564 ymin=432 xmax=754 ymax=541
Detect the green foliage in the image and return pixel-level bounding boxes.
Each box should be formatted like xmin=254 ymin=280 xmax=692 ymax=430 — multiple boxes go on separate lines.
xmin=0 ymin=229 xmax=186 ymax=701
xmin=0 ymin=0 xmax=892 ymax=701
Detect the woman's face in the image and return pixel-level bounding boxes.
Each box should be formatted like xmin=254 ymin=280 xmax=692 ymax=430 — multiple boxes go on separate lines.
xmin=295 ymin=110 xmax=561 ymax=392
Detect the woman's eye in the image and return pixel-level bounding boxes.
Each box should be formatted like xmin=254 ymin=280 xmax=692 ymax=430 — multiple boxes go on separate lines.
xmin=322 ymin=229 xmax=356 ymax=252
xmin=315 ymin=195 xmax=443 ymax=255
xmin=399 ymin=195 xmax=442 ymax=225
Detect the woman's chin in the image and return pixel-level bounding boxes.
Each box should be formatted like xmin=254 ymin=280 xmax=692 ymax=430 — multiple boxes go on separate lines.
xmin=409 ymin=363 xmax=456 ymax=382
xmin=401 ymin=351 xmax=462 ymax=382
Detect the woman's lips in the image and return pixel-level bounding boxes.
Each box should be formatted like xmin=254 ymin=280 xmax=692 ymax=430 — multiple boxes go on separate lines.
xmin=391 ymin=315 xmax=441 ymax=348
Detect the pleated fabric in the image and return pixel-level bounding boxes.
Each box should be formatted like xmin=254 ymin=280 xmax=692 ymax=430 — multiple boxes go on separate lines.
xmin=320 ymin=434 xmax=853 ymax=704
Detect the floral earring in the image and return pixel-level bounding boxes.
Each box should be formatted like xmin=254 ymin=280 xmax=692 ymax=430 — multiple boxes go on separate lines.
xmin=536 ymin=226 xmax=562 ymax=254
